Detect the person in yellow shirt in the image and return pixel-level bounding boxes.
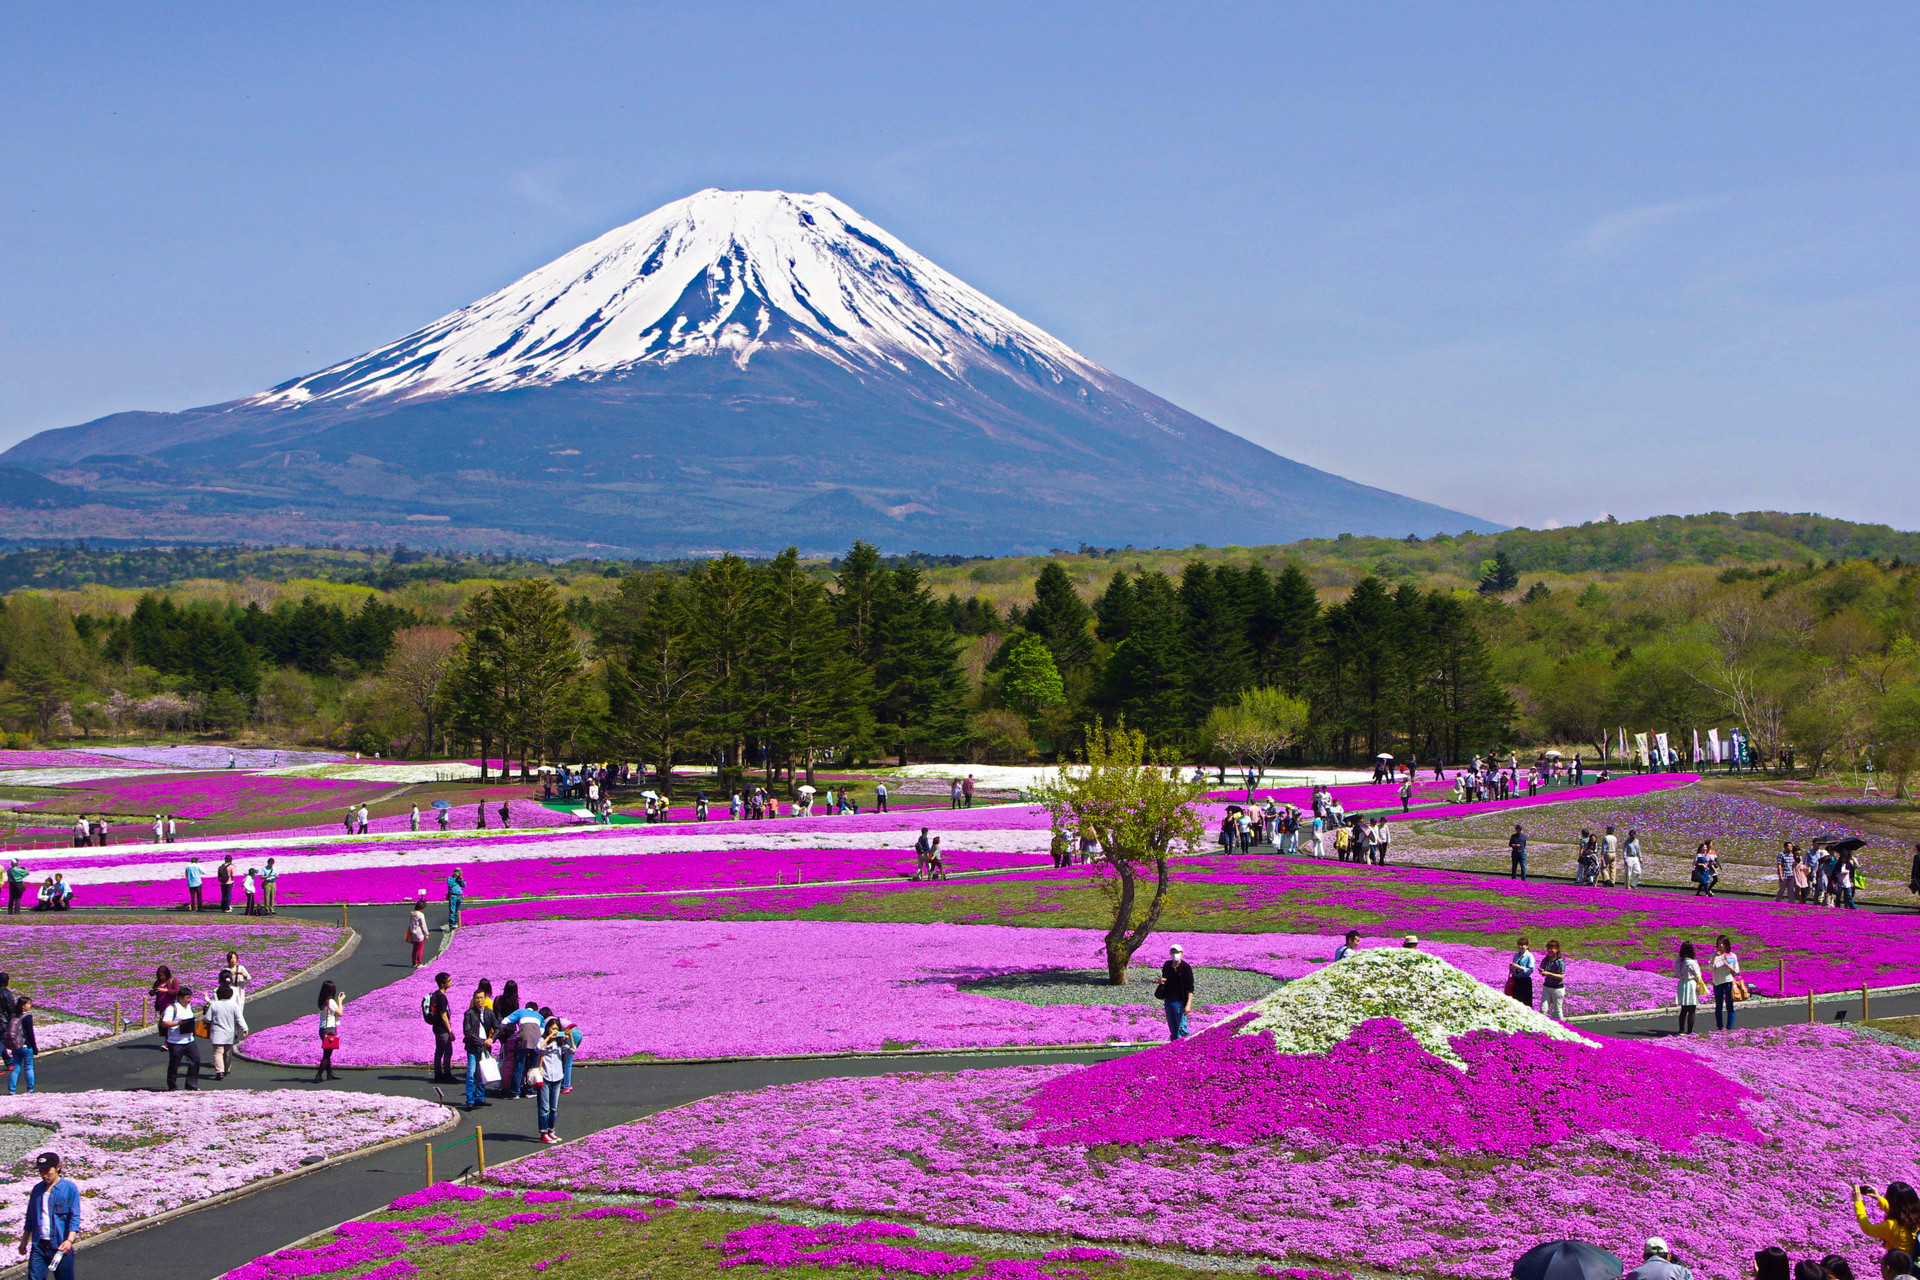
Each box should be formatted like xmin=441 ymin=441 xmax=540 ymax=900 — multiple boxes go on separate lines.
xmin=1855 ymin=1180 xmax=1920 ymax=1254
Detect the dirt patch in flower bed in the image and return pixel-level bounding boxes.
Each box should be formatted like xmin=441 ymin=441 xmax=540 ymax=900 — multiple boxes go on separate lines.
xmin=960 ymin=966 xmax=1284 ymax=1008
xmin=228 ymin=1184 xmax=1239 ymax=1280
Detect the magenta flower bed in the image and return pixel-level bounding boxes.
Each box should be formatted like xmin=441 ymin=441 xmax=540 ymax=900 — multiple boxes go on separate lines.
xmin=1202 ymin=772 xmax=1693 ymax=821
xmin=32 ymin=770 xmax=375 ymax=819
xmin=63 ymin=839 xmax=1050 ymax=910
xmin=84 ymin=746 xmax=352 ymax=769
xmin=490 ymin=1022 xmax=1918 ymax=1279
xmin=1023 ymin=1013 xmax=1756 ymax=1155
xmin=255 ymin=797 xmax=578 ymax=840
xmin=0 ymin=918 xmax=347 ymax=1019
xmin=238 ymin=919 xmax=1669 ymax=1068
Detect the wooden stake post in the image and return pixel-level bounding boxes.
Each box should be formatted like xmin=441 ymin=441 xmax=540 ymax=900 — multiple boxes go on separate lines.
xmin=476 ymin=1126 xmax=486 ymax=1175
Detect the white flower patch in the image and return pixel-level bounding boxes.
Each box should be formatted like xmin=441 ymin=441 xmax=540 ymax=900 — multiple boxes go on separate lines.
xmin=1235 ymin=948 xmax=1597 ymax=1069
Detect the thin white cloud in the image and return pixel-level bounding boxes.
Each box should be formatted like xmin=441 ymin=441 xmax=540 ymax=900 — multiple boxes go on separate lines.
xmin=1571 ymin=196 xmax=1716 ymax=256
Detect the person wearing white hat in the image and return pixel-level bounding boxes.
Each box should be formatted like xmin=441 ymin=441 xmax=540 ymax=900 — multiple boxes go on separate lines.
xmin=1155 ymin=945 xmax=1196 ymax=1041
xmin=1624 ymin=1238 xmax=1693 ymax=1280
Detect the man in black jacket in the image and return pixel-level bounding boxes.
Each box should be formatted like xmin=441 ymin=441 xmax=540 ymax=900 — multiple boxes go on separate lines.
xmin=1158 ymin=945 xmax=1196 ymax=1041
xmin=461 ymin=989 xmax=498 ymax=1110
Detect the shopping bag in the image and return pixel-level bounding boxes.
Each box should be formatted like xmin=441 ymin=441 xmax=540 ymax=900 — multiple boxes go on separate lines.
xmin=477 ymin=1054 xmax=501 ymax=1085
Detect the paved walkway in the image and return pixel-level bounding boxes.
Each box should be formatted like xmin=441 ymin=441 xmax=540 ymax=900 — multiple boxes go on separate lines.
xmin=31 ymin=878 xmax=1920 ymax=1279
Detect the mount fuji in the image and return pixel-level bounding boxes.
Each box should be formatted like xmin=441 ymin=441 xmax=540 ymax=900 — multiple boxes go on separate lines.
xmin=4 ymin=189 xmax=1494 ymax=555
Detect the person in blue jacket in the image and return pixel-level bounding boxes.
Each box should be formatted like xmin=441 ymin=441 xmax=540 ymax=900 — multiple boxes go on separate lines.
xmin=18 ymin=1151 xmax=80 ymax=1280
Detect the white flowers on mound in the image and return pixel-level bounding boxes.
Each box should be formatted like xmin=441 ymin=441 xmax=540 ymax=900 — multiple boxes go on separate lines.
xmin=1234 ymin=948 xmax=1597 ymax=1070
xmin=257 ymin=762 xmax=485 ymax=783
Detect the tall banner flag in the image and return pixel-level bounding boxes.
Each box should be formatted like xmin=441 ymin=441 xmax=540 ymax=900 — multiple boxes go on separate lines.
xmin=1634 ymin=732 xmax=1650 ymax=766
xmin=1692 ymin=729 xmax=1703 ymax=764
xmin=1708 ymin=728 xmax=1722 ymax=763
xmin=1655 ymin=732 xmax=1671 ymax=770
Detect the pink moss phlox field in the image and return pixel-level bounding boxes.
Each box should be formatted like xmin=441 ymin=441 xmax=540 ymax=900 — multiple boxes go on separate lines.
xmin=84 ymin=745 xmax=352 ymax=769
xmin=239 ymin=919 xmax=1668 ymax=1067
xmin=37 ymin=771 xmax=374 ymax=819
xmin=490 ymin=1024 xmax=1917 ymax=1279
xmin=1203 ymin=773 xmax=1692 ymax=821
xmin=63 ymin=839 xmax=1049 ymax=909
xmin=0 ymin=919 xmax=346 ymax=1020
xmin=1021 ymin=1015 xmax=1759 ymax=1155
xmin=0 ymin=750 xmax=144 ymax=770
xmin=0 ymin=1090 xmax=452 ymax=1239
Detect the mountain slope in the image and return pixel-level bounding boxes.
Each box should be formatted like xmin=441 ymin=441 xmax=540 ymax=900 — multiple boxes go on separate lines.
xmin=3 ymin=189 xmax=1496 ymax=555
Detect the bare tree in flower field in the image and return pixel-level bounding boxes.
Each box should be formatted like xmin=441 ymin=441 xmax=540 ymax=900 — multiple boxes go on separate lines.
xmin=381 ymin=625 xmax=460 ymax=758
xmin=1034 ymin=720 xmax=1206 ymax=985
xmin=1200 ymin=686 xmax=1310 ymax=801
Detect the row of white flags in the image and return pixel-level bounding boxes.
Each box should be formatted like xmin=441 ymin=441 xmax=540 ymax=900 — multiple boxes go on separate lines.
xmin=1610 ymin=727 xmax=1749 ymax=765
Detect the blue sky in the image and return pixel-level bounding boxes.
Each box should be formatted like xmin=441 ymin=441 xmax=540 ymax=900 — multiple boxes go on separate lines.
xmin=4 ymin=3 xmax=1917 ymax=531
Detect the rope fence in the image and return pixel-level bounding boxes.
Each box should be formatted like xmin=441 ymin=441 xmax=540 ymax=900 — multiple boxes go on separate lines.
xmin=424 ymin=1126 xmax=484 ymax=1186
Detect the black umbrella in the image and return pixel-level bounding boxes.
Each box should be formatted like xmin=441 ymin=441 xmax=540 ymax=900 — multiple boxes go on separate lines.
xmin=1512 ymin=1241 xmax=1624 ymax=1280
xmin=1810 ymin=834 xmax=1867 ymax=854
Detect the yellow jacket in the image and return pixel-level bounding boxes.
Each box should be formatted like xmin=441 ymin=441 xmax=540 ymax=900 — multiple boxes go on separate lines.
xmin=1856 ymin=1197 xmax=1917 ymax=1254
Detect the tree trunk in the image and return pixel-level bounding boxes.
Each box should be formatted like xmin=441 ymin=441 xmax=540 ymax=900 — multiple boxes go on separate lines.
xmin=1104 ymin=857 xmax=1137 ymax=984
xmin=479 ymin=731 xmax=491 ymax=781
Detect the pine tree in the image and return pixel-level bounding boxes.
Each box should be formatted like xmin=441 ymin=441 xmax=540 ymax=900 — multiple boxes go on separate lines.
xmin=1092 ymin=570 xmax=1136 ymax=644
xmin=1265 ymin=562 xmax=1321 ymax=696
xmin=756 ymin=548 xmax=871 ymax=787
xmin=998 ymin=632 xmax=1066 ymax=716
xmin=1179 ymin=561 xmax=1252 ymax=724
xmin=686 ymin=554 xmax=766 ymax=788
xmin=1026 ymin=562 xmax=1095 ymax=671
xmin=834 ymin=540 xmax=886 ymax=666
xmin=600 ymin=572 xmax=702 ymax=795
xmin=1098 ymin=570 xmax=1188 ymax=748
xmin=868 ymin=565 xmax=968 ymax=765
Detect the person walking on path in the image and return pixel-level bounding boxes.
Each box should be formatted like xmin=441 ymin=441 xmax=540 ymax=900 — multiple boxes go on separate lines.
xmin=217 ymin=855 xmax=235 ymax=913
xmin=1157 ymin=944 xmax=1196 ymax=1040
xmin=475 ymin=802 xmax=487 ymax=830
xmin=1710 ymin=934 xmax=1742 ymax=1030
xmin=875 ymin=782 xmax=888 ymax=813
xmin=356 ymin=804 xmax=370 ymax=835
xmin=409 ymin=804 xmax=421 ymax=833
xmin=223 ymin=952 xmax=251 ymax=1011
xmin=205 ymin=980 xmax=247 ymax=1080
xmin=313 ymin=980 xmax=345 ymax=1082
xmin=343 ymin=807 xmax=356 ymax=835
xmin=1507 ymin=937 xmax=1537 ymax=1009
xmin=427 ymin=972 xmax=455 ymax=1083
xmin=436 ymin=804 xmax=450 ymax=833
xmin=5 ymin=861 xmax=24 ymax=915
xmin=962 ymin=774 xmax=975 ymax=808
xmin=261 ymin=859 xmax=278 ymax=914
xmin=1854 ymin=1181 xmax=1920 ymax=1256
xmin=18 ymin=1152 xmax=81 ymax=1280
xmin=1623 ymin=829 xmax=1644 ymax=889
xmin=5 ymin=996 xmax=37 ymax=1094
xmin=1398 ymin=778 xmax=1412 ymax=813
xmin=1601 ymin=826 xmax=1619 ymax=886
xmin=159 ymin=985 xmax=202 ymax=1090
xmin=183 ymin=857 xmax=204 ymax=912
xmin=1777 ymin=842 xmax=1797 ymax=901
xmin=152 ymin=814 xmax=164 ymax=844
xmin=407 ymin=903 xmax=430 ymax=969
xmin=532 ymin=1015 xmax=571 ymax=1143
xmin=1693 ymin=841 xmax=1720 ymax=896
xmin=164 ymin=813 xmax=176 ymax=843
xmin=444 ymin=869 xmax=465 ymax=931
xmin=148 ymin=967 xmax=179 ymax=1039
xmin=1539 ymin=940 xmax=1568 ymax=1019
xmin=1508 ymin=825 xmax=1528 ymax=880
xmin=949 ymin=778 xmax=962 ymax=809
xmin=1674 ymin=941 xmax=1703 ymax=1035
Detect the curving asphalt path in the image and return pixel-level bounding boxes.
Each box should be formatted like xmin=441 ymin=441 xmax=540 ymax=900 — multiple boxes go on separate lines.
xmin=28 ymin=868 xmax=1920 ymax=1279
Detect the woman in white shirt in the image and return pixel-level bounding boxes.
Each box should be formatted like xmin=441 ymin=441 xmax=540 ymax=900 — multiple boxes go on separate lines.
xmin=1674 ymin=941 xmax=1703 ymax=1035
xmin=205 ymin=979 xmax=249 ymax=1080
xmin=223 ymin=952 xmax=251 ymax=1010
xmin=1710 ymin=934 xmax=1742 ymax=1030
xmin=314 ymin=980 xmax=347 ymax=1083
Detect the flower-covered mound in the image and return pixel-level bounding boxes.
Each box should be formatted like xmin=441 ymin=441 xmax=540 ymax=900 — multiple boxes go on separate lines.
xmin=1021 ymin=951 xmax=1755 ymax=1155
xmin=237 ymin=919 xmax=1670 ymax=1067
xmin=493 ymin=1023 xmax=1907 ymax=1279
xmin=0 ymin=1090 xmax=452 ymax=1237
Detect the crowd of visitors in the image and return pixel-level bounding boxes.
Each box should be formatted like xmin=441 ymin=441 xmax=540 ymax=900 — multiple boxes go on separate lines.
xmin=146 ymin=949 xmax=255 ymax=1089
xmin=442 ymin=972 xmax=582 ymax=1142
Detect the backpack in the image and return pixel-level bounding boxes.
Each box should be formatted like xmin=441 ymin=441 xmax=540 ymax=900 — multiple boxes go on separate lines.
xmin=1 ymin=1015 xmax=22 ymax=1052
xmin=421 ymin=994 xmax=437 ymax=1025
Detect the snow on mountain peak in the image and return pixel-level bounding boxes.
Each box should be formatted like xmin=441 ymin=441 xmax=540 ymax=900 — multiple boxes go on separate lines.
xmin=252 ymin=188 xmax=1099 ymax=407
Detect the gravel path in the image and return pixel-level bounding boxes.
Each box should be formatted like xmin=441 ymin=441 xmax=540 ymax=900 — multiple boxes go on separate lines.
xmin=958 ymin=965 xmax=1284 ymax=1007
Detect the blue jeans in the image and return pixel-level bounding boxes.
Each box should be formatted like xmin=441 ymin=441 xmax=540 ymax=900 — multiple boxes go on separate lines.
xmin=1510 ymin=852 xmax=1527 ymax=880
xmin=446 ymin=896 xmax=462 ymax=928
xmin=26 ymin=1240 xmax=74 ymax=1280
xmin=562 ymin=1048 xmax=575 ymax=1089
xmin=9 ymin=1045 xmax=33 ymax=1093
xmin=1163 ymin=999 xmax=1189 ymax=1040
xmin=536 ymin=1079 xmax=561 ymax=1133
xmin=465 ymin=1049 xmax=487 ymax=1107
xmin=1714 ymin=982 xmax=1736 ymax=1030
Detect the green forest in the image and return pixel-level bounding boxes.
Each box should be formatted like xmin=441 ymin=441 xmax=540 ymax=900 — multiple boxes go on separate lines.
xmin=0 ymin=510 xmax=1917 ymax=790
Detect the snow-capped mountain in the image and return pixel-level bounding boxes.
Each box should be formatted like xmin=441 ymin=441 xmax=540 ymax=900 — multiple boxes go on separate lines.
xmin=2 ymin=190 xmax=1495 ymax=556
xmin=254 ymin=189 xmax=1098 ymax=406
